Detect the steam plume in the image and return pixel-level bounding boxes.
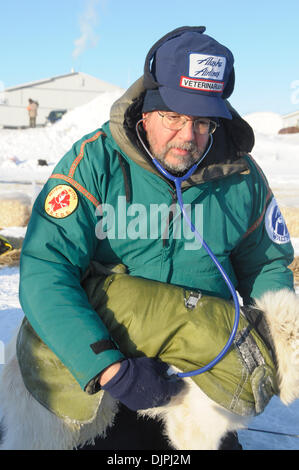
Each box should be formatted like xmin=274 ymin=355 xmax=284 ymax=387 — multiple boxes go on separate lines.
xmin=72 ymin=0 xmax=100 ymax=60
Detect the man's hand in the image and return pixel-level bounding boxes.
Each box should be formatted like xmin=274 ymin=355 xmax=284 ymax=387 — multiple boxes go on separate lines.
xmin=100 ymin=357 xmax=185 ymax=411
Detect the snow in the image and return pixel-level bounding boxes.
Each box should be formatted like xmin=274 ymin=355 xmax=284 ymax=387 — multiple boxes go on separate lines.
xmin=0 ymin=267 xmax=23 ymax=345
xmin=0 ymin=98 xmax=299 ymax=450
xmin=243 ymin=112 xmax=283 ymax=136
xmin=0 ymin=226 xmax=27 ymax=240
xmin=0 ymin=89 xmax=124 ymax=183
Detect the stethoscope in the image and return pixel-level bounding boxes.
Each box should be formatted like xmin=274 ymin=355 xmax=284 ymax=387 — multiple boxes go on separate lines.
xmin=136 ymin=119 xmax=240 ymax=378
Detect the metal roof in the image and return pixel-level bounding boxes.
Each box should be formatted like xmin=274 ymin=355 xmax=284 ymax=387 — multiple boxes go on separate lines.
xmin=4 ymin=72 xmax=80 ymax=92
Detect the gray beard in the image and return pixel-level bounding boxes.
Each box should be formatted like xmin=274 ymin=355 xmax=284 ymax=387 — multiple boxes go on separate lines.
xmin=149 ymin=141 xmax=202 ymax=175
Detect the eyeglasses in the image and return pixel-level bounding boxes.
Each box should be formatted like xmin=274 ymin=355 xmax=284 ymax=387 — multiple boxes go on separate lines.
xmin=157 ymin=111 xmax=219 ymax=135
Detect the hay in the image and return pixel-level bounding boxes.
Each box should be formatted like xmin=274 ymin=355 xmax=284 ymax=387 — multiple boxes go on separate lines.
xmin=0 ymin=193 xmax=32 ymax=227
xmin=290 ymin=257 xmax=299 ymax=285
xmin=0 ymin=249 xmax=21 ymax=267
xmin=280 ymin=207 xmax=299 ymax=238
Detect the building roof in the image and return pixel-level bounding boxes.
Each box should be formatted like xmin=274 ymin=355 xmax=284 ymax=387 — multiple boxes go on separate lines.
xmin=282 ymin=110 xmax=299 ymax=119
xmin=4 ymin=72 xmax=79 ymax=92
xmin=4 ymin=72 xmax=121 ymax=93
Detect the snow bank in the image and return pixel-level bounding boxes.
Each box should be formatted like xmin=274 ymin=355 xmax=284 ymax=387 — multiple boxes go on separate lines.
xmin=243 ymin=112 xmax=283 ymax=136
xmin=241 ymin=112 xmax=299 ymax=188
xmin=0 ymin=88 xmax=124 ymax=182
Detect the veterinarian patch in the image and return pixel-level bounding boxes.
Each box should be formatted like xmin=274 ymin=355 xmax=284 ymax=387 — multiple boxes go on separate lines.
xmin=265 ymin=198 xmax=290 ymax=244
xmin=180 ymin=53 xmax=226 ymax=93
xmin=45 ymin=185 xmax=78 ymax=218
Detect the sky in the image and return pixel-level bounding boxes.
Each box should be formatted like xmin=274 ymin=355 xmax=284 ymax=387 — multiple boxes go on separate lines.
xmin=0 ymin=0 xmax=298 ymax=116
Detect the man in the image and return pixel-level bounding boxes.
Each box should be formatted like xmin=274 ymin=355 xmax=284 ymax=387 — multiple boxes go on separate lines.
xmin=18 ymin=26 xmax=294 ymax=450
xmin=27 ymin=98 xmax=38 ymax=128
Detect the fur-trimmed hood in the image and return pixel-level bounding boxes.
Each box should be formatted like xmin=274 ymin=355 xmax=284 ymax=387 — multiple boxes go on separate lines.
xmin=109 ymin=76 xmax=255 ymax=188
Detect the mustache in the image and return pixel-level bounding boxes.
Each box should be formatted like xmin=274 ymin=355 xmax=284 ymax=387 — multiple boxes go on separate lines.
xmin=165 ymin=141 xmax=198 ymax=154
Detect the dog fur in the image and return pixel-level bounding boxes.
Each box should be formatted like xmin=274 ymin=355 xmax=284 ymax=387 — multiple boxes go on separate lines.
xmin=254 ymin=289 xmax=299 ymax=405
xmin=0 ymin=289 xmax=298 ymax=450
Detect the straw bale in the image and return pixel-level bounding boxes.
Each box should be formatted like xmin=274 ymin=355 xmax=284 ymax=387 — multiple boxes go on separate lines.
xmin=290 ymin=256 xmax=299 ymax=286
xmin=0 ymin=249 xmax=21 ymax=267
xmin=0 ymin=193 xmax=32 ymax=227
xmin=280 ymin=207 xmax=299 ymax=238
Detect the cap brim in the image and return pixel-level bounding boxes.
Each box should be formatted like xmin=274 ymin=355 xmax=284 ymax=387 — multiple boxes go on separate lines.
xmin=159 ymin=86 xmax=232 ymax=120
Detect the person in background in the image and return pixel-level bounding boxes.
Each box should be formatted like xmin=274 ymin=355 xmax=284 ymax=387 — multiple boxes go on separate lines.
xmin=27 ymin=98 xmax=38 ymax=128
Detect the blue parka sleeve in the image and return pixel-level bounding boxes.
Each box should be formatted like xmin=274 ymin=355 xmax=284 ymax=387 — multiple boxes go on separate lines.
xmin=19 ymin=131 xmax=124 ymax=391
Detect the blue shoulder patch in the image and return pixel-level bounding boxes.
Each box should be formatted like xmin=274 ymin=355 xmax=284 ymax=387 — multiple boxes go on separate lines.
xmin=265 ymin=198 xmax=290 ymax=244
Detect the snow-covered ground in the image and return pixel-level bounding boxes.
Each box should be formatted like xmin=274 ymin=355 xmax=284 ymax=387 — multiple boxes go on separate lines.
xmin=0 ymin=95 xmax=299 ymax=450
xmin=0 ymin=89 xmax=124 ymax=184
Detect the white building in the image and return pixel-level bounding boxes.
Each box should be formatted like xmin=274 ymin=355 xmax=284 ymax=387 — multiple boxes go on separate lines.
xmin=0 ymin=72 xmax=122 ymax=128
xmin=281 ymin=111 xmax=299 ymax=129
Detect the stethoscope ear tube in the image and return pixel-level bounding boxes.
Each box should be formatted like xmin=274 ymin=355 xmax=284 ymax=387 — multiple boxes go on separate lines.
xmin=135 ymin=120 xmax=240 ymax=377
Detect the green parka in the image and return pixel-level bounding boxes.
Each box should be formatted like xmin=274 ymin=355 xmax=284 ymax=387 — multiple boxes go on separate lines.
xmin=19 ymin=77 xmax=294 ymax=391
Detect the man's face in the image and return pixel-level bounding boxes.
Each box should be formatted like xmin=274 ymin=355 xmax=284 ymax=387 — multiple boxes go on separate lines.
xmin=142 ymin=111 xmax=210 ymax=174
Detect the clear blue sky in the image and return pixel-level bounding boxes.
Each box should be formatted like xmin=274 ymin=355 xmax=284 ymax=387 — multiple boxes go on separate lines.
xmin=1 ymin=0 xmax=298 ymax=116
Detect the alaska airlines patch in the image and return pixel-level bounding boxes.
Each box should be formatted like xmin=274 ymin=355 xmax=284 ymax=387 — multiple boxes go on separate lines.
xmin=45 ymin=185 xmax=78 ymax=218
xmin=265 ymin=198 xmax=290 ymax=244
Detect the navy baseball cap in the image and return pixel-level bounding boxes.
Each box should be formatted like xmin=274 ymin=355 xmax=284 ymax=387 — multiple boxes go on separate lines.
xmin=143 ymin=26 xmax=235 ymax=119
